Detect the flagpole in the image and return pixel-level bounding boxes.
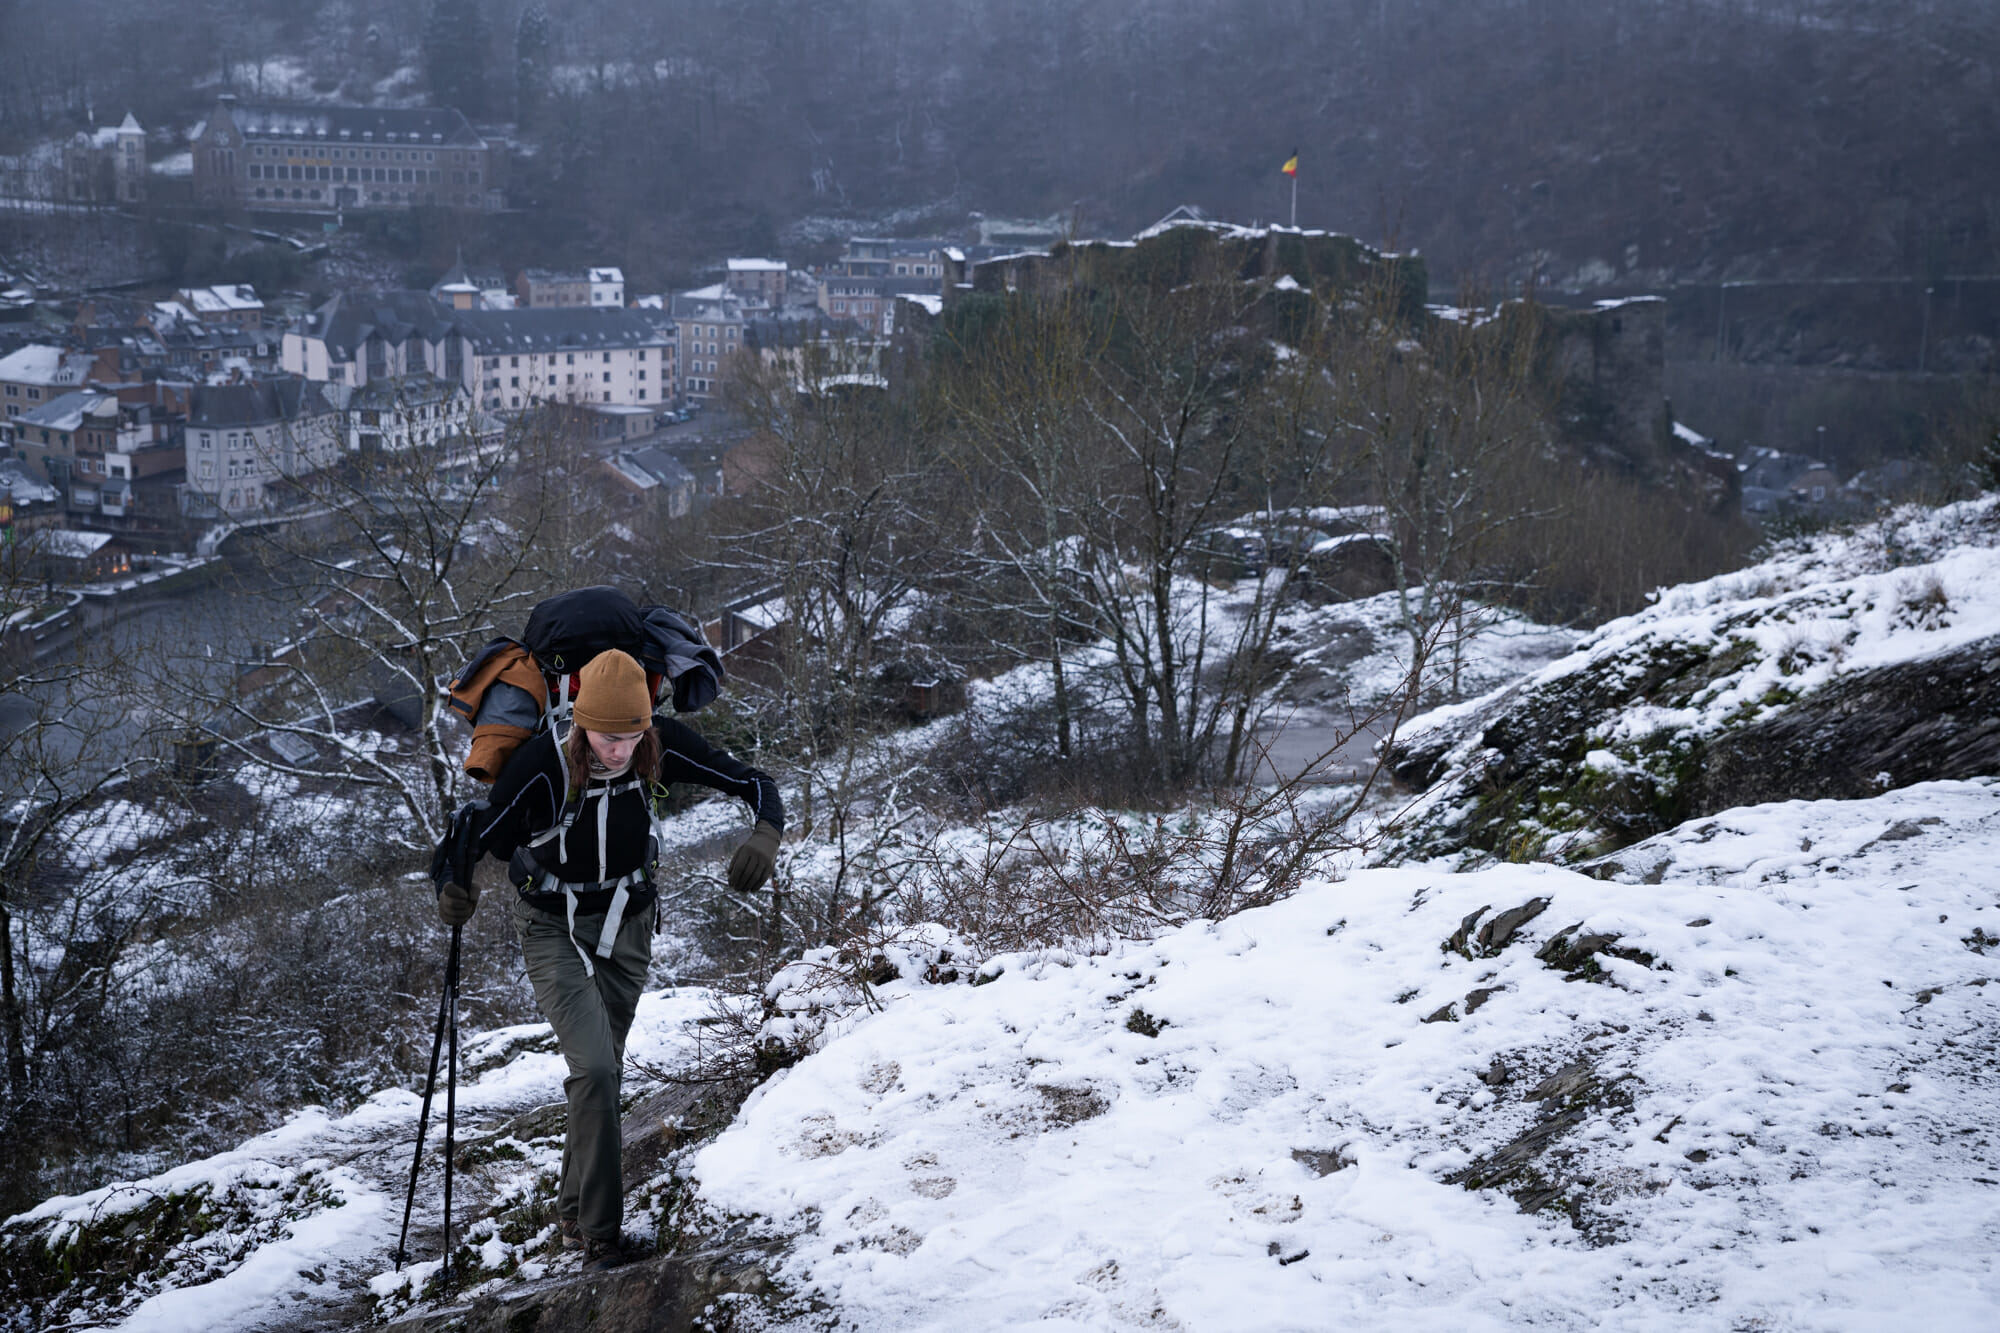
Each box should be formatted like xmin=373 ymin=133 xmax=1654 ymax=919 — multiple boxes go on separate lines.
xmin=1290 ymin=173 xmax=1297 ymax=228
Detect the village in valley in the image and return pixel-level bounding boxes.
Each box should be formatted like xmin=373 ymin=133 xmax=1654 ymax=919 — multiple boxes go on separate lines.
xmin=0 ymin=88 xmax=1930 ymax=629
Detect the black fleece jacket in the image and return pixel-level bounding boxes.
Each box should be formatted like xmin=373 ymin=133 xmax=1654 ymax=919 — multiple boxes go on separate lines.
xmin=471 ymin=714 xmax=783 ymax=910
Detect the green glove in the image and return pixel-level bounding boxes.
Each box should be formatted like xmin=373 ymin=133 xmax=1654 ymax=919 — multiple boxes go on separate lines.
xmin=438 ymin=878 xmax=479 ymax=926
xmin=727 ymin=821 xmax=781 ymax=894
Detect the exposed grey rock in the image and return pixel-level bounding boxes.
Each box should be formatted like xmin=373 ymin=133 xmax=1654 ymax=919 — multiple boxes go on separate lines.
xmin=1464 ymin=986 xmax=1507 ymax=1014
xmin=1536 ymin=924 xmax=1656 ymax=982
xmin=1446 ymin=1058 xmax=1632 ymax=1227
xmin=1477 ymin=898 xmax=1552 ymax=955
xmin=1693 ymin=643 xmax=2000 ymax=815
xmin=1035 ymin=1083 xmax=1110 ymax=1125
xmin=386 ymin=1243 xmax=779 ymax=1333
xmin=1387 ymin=624 xmax=2000 ymax=865
xmin=1289 ymin=1147 xmax=1354 ymax=1177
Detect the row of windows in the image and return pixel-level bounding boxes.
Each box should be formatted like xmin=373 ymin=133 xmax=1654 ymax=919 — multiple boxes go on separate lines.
xmin=486 ymin=350 xmax=653 ymax=369
xmin=252 ymin=145 xmax=475 ymax=164
xmin=487 ymin=387 xmax=645 ymax=410
xmin=1 ymin=385 xmax=41 ymax=398
xmin=250 ymin=164 xmax=480 ymax=186
xmin=254 ymin=187 xmax=483 ymax=207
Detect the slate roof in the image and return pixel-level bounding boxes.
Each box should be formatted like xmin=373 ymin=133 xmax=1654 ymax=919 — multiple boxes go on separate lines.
xmin=308 ymin=293 xmax=674 ymax=359
xmin=16 ymin=390 xmax=114 ymax=432
xmin=308 ymin=291 xmax=455 ymax=360
xmin=221 ymin=100 xmax=484 ymax=148
xmin=187 ymin=377 xmax=331 ymax=428
xmin=622 ymin=446 xmax=696 ymax=488
xmin=448 ymin=306 xmax=674 ymax=354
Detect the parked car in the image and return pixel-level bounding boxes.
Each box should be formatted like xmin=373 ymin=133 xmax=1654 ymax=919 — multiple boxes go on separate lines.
xmin=1189 ymin=527 xmax=1267 ymax=581
xmin=1289 ymin=533 xmax=1398 ymax=603
xmin=1261 ymin=522 xmax=1335 ymax=567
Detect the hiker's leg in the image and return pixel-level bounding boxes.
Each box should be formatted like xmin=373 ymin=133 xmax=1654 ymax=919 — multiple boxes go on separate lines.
xmin=597 ymin=905 xmax=654 ymax=1069
xmin=513 ymin=896 xmax=624 ymax=1240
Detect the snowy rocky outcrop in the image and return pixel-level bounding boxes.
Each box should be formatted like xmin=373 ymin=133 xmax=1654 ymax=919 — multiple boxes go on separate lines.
xmin=1384 ymin=496 xmax=2000 ymax=864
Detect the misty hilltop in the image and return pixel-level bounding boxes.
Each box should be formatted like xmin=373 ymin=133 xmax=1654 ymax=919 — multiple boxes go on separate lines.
xmin=4 ymin=0 xmax=1994 ymax=292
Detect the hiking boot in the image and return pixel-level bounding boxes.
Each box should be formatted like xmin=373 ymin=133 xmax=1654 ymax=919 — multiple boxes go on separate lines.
xmin=580 ymin=1233 xmax=631 ymax=1271
xmin=554 ymin=1217 xmax=585 ymax=1252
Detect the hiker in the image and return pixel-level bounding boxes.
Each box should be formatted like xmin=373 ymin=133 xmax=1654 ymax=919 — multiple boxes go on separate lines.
xmin=430 ymin=648 xmax=783 ymax=1269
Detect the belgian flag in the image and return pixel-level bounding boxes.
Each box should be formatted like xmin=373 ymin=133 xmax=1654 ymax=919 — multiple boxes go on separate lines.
xmin=1281 ymin=149 xmax=1298 ymax=177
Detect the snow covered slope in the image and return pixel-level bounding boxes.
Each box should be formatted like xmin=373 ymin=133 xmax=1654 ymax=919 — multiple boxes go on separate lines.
xmin=696 ymin=781 xmax=2000 ymax=1330
xmin=1386 ymin=497 xmax=2000 ymax=864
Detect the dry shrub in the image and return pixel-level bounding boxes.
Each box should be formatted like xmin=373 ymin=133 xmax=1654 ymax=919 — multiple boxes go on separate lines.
xmin=894 ymin=770 xmax=1381 ymax=954
xmin=1482 ymin=461 xmax=1757 ymax=626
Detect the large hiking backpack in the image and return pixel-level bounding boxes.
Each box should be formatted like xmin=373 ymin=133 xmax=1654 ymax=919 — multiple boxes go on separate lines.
xmin=445 ymin=585 xmax=723 ymax=784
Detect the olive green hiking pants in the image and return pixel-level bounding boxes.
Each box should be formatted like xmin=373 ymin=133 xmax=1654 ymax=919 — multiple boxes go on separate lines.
xmin=511 ymin=894 xmax=654 ymax=1241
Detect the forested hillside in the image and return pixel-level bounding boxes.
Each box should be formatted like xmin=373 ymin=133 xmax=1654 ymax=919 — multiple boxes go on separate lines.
xmin=6 ymin=0 xmax=1994 ymax=297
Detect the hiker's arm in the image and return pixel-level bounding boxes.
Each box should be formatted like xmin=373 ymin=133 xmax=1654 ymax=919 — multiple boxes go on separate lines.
xmin=653 ymin=715 xmax=786 ymax=832
xmin=472 ymin=732 xmax=562 ymax=861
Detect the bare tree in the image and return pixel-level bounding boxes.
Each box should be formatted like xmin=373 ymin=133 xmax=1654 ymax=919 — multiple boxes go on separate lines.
xmin=161 ymin=397 xmax=608 ymax=845
xmin=1331 ymin=276 xmax=1552 ymax=700
xmin=708 ymin=347 xmax=963 ymax=953
xmin=935 ymin=288 xmax=1107 ymax=763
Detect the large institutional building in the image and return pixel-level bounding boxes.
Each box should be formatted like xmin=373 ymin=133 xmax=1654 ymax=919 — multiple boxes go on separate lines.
xmin=282 ymin=292 xmax=678 ymax=413
xmin=191 ymin=95 xmax=500 ymax=214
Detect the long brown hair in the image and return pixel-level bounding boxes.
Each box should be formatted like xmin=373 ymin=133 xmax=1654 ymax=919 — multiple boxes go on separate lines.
xmin=564 ymin=724 xmax=661 ymax=790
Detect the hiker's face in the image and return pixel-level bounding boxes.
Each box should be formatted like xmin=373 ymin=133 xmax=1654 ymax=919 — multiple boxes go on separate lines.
xmin=587 ymin=729 xmax=643 ymax=767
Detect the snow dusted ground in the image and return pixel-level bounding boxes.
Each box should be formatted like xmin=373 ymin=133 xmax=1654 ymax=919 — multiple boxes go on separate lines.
xmin=7 ymin=988 xmax=725 ymax=1332
xmin=11 ymin=499 xmax=2000 ymax=1330
xmin=697 ymin=781 xmax=2000 ymax=1331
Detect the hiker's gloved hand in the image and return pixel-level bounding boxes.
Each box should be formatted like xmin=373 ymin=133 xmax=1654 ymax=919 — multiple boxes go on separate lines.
xmin=437 ymin=878 xmax=479 ymax=926
xmin=430 ymin=802 xmax=486 ymax=890
xmin=727 ymin=821 xmax=781 ymax=894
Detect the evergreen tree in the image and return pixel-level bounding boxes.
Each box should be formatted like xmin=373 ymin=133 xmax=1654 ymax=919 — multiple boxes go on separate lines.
xmin=423 ymin=0 xmax=487 ymax=117
xmin=514 ymin=3 xmax=551 ymax=129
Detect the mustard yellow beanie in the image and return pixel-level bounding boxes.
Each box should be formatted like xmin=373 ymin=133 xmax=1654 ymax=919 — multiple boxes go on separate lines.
xmin=571 ymin=650 xmax=652 ymax=732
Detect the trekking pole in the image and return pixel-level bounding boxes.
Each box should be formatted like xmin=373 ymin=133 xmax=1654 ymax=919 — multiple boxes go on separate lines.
xmin=395 ymin=923 xmax=463 ymax=1272
xmin=441 ymin=921 xmax=462 ymax=1281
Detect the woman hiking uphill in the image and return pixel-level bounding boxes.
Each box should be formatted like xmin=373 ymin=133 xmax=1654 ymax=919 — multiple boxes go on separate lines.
xmin=430 ymin=648 xmax=783 ymax=1270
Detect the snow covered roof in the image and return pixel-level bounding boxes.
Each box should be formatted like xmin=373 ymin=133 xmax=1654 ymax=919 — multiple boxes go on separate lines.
xmin=727 ymin=258 xmax=786 ymax=272
xmin=16 ymin=390 xmax=112 ymax=432
xmin=1671 ymin=420 xmax=1716 ymax=451
xmin=180 ymin=285 xmax=263 ymax=314
xmin=0 ymin=461 xmax=58 ymax=505
xmin=0 ymin=344 xmax=94 ymax=387
xmin=588 ymin=267 xmax=624 ymax=284
xmin=899 ymin=293 xmax=943 ymax=316
xmin=32 ymin=528 xmax=113 ymax=559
